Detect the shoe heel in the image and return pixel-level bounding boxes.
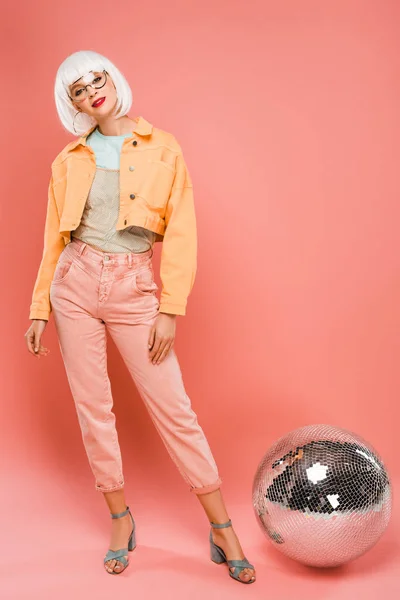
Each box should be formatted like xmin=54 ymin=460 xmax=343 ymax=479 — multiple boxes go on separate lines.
xmin=128 ymin=526 xmax=136 ymax=551
xmin=210 ymin=539 xmax=227 ymax=564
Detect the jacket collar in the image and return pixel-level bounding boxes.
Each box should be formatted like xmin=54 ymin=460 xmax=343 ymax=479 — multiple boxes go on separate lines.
xmin=69 ymin=115 xmax=153 ymax=151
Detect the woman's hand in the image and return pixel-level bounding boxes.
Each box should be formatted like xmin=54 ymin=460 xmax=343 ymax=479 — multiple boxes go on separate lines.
xmin=25 ymin=320 xmax=50 ymax=359
xmin=148 ymin=312 xmax=177 ymax=364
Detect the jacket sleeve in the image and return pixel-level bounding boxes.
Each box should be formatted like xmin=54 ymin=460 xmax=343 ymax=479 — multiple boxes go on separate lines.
xmin=158 ymin=151 xmax=197 ymax=316
xmin=29 ymin=174 xmax=65 ymax=321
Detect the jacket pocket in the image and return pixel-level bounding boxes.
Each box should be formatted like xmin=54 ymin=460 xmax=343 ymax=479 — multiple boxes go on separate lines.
xmin=149 ymin=159 xmax=175 ymax=173
xmin=139 ymin=160 xmax=175 ymax=209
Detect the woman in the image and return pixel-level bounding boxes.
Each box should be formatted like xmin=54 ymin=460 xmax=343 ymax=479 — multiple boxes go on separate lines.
xmin=25 ymin=50 xmax=256 ymax=583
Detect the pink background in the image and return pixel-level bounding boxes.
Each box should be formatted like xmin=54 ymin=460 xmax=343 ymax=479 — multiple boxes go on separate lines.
xmin=1 ymin=0 xmax=399 ymax=598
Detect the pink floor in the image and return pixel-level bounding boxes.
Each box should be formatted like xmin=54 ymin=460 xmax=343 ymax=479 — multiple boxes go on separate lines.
xmin=1 ymin=471 xmax=399 ymax=600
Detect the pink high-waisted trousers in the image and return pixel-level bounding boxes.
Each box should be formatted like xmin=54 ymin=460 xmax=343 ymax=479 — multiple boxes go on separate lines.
xmin=49 ymin=236 xmax=222 ymax=495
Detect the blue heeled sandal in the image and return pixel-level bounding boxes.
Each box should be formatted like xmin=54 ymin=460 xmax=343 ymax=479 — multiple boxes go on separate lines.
xmin=209 ymin=519 xmax=256 ymax=584
xmin=104 ymin=505 xmax=136 ymax=574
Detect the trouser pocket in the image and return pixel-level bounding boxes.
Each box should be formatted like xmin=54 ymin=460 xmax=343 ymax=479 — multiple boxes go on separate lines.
xmin=51 ymin=251 xmax=75 ymax=285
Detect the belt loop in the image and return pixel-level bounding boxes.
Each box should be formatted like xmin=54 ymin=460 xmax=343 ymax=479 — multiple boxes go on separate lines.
xmin=128 ymin=253 xmax=133 ymax=268
xmin=77 ymin=241 xmax=87 ymax=256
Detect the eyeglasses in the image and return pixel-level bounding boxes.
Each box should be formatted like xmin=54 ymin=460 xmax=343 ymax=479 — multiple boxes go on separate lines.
xmin=68 ymin=70 xmax=108 ymax=103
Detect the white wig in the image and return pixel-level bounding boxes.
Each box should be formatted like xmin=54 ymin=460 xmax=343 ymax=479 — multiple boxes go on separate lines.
xmin=54 ymin=50 xmax=133 ymax=136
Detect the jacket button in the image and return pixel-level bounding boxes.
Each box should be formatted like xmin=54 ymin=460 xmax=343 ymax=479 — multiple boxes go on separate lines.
xmin=129 ymin=165 xmax=135 ymax=171
xmin=124 ymin=219 xmax=127 ymax=225
xmin=130 ymin=193 xmax=136 ymax=199
xmin=132 ymin=140 xmax=137 ymax=146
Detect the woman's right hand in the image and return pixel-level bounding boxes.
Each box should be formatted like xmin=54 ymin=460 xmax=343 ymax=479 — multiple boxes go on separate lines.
xmin=25 ymin=319 xmax=50 ymax=359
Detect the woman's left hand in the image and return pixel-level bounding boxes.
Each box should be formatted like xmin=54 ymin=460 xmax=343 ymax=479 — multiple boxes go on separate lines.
xmin=148 ymin=312 xmax=177 ymax=364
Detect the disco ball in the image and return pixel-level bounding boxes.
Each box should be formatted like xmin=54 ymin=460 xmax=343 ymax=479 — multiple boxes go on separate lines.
xmin=252 ymin=424 xmax=392 ymax=567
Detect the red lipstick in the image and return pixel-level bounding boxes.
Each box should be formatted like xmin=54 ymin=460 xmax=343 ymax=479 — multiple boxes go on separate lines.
xmin=92 ymin=97 xmax=106 ymax=107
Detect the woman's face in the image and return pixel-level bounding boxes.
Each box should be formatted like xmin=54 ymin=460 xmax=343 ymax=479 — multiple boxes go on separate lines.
xmin=69 ymin=70 xmax=117 ymax=118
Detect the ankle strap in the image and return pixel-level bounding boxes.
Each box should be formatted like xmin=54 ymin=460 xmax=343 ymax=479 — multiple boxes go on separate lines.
xmin=110 ymin=505 xmax=130 ymax=519
xmin=210 ymin=518 xmax=232 ymax=529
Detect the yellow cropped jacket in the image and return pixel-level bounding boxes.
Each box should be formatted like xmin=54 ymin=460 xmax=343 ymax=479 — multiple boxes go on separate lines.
xmin=29 ymin=115 xmax=197 ymax=320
